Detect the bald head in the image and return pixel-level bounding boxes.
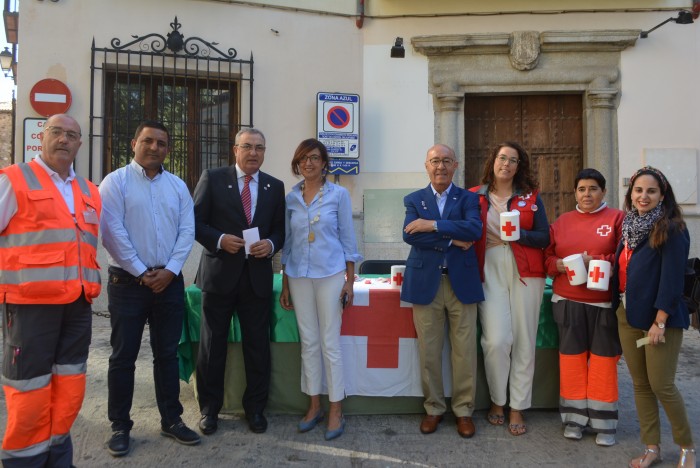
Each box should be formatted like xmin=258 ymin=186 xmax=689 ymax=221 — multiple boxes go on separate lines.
xmin=39 ymin=114 xmax=83 ymax=180
xmin=424 ymin=144 xmax=458 ymax=193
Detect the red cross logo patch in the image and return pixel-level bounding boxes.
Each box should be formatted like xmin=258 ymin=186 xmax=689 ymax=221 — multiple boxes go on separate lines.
xmin=596 ymin=224 xmax=612 ymax=237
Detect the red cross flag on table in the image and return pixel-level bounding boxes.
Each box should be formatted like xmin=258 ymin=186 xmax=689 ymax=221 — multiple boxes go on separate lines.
xmin=339 ymin=280 xmax=453 ymax=397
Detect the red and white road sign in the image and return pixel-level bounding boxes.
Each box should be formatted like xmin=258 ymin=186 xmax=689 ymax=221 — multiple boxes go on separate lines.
xmin=30 ymin=79 xmax=72 ymax=117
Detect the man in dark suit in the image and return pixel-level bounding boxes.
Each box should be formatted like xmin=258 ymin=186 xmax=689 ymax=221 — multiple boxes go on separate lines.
xmin=401 ymin=144 xmax=484 ymax=438
xmin=193 ymin=128 xmax=285 ymax=435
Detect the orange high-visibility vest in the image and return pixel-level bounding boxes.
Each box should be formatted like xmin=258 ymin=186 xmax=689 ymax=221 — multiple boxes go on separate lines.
xmin=0 ymin=160 xmax=102 ymax=304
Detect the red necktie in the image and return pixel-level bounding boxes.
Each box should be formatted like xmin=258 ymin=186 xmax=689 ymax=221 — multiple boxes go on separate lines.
xmin=241 ymin=175 xmax=252 ymax=225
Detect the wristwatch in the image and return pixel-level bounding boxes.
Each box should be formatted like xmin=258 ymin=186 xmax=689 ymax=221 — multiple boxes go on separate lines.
xmin=433 ymin=221 xmax=438 ymax=232
xmin=654 ymin=320 xmax=666 ymax=329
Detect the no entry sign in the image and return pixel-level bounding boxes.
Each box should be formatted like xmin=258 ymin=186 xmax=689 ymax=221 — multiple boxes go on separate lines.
xmin=30 ymin=79 xmax=72 ymax=117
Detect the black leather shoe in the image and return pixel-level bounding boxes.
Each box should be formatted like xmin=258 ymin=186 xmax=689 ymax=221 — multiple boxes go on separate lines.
xmin=160 ymin=421 xmax=201 ymax=445
xmin=199 ymin=414 xmax=218 ymax=435
xmin=107 ymin=430 xmax=130 ymax=457
xmin=247 ymin=413 xmax=268 ymax=433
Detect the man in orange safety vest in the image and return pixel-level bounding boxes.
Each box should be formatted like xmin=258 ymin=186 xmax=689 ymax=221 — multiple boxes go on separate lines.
xmin=0 ymin=114 xmax=101 ymax=467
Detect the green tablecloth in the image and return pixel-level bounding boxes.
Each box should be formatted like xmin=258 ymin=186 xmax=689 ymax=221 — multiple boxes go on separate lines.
xmin=179 ymin=276 xmax=557 ymax=380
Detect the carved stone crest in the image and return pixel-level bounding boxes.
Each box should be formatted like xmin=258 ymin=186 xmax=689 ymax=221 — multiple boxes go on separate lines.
xmin=509 ymin=31 xmax=540 ymax=71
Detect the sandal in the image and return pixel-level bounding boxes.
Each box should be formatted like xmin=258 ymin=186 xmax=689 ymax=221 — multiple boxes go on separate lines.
xmin=487 ymin=413 xmax=505 ymax=426
xmin=487 ymin=405 xmax=505 ymax=426
xmin=678 ymin=447 xmax=695 ymax=468
xmin=507 ymin=409 xmax=527 ymax=436
xmin=628 ymin=446 xmax=662 ymax=468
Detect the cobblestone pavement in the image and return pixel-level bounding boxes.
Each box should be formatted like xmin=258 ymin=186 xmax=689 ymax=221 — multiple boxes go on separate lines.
xmin=1 ymin=315 xmax=699 ymax=467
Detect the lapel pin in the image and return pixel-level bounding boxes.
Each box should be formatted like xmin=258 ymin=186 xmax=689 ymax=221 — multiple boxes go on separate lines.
xmin=227 ymin=185 xmax=233 ymax=189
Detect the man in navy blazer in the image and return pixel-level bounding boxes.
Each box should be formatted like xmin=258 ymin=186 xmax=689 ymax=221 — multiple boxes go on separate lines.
xmin=193 ymin=128 xmax=285 ymax=435
xmin=401 ymin=144 xmax=484 ymax=438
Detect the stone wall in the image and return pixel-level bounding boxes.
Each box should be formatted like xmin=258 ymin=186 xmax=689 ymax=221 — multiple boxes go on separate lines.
xmin=0 ymin=108 xmax=12 ymax=168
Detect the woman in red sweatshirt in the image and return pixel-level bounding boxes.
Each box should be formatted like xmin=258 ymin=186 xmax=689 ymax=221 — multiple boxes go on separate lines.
xmin=544 ymin=168 xmax=624 ymax=447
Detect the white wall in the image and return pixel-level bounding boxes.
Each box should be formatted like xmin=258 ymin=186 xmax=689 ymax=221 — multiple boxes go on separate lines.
xmin=15 ymin=2 xmax=700 ymax=251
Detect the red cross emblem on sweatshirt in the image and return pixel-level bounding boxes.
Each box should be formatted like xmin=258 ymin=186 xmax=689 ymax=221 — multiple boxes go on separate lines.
xmin=597 ymin=225 xmax=612 ymax=237
xmin=341 ymin=289 xmax=416 ymax=368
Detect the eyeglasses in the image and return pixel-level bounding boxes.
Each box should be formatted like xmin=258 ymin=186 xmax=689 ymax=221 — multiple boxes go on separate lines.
xmin=300 ymin=155 xmax=322 ymax=163
xmin=497 ymin=155 xmax=519 ymax=166
xmin=236 ymin=144 xmax=266 ymax=152
xmin=428 ymin=158 xmax=456 ymax=167
xmin=45 ymin=126 xmax=81 ymax=142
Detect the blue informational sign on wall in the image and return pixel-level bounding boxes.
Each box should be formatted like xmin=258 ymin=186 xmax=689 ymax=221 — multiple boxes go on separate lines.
xmin=317 ymin=92 xmax=359 ymax=161
xmin=327 ymin=159 xmax=359 ymax=175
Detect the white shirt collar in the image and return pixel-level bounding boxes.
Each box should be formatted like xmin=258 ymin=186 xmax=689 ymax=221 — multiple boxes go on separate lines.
xmin=235 ymin=164 xmax=259 ymax=182
xmin=34 ymin=155 xmax=76 ymax=182
xmin=576 ymin=201 xmax=607 ymax=214
xmin=430 ymin=183 xmax=452 ymax=197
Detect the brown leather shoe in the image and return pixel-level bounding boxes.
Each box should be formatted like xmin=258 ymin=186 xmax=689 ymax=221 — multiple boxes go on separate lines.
xmin=456 ymin=416 xmax=475 ymax=438
xmin=419 ymin=414 xmax=443 ymax=434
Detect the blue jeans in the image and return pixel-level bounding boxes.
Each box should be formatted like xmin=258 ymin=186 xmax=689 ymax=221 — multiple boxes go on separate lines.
xmin=107 ymin=267 xmax=185 ymax=431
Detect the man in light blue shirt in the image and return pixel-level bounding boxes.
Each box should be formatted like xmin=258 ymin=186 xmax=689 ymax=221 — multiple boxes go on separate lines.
xmin=99 ymin=121 xmax=199 ymax=457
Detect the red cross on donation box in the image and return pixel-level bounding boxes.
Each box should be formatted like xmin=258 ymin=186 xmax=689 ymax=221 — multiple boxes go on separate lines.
xmin=341 ymin=288 xmax=416 ymax=368
xmin=589 ymin=265 xmax=605 ymax=283
xmin=566 ymin=267 xmax=577 ymax=282
xmin=502 ymin=221 xmax=517 ymax=237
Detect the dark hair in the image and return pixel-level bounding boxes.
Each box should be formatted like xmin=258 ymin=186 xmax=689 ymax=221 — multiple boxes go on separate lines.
xmin=291 ymin=138 xmax=329 ymax=177
xmin=480 ymin=141 xmax=538 ymax=193
xmin=575 ymin=168 xmax=606 ymax=191
xmin=134 ymin=120 xmax=169 ymax=141
xmin=624 ymin=166 xmax=685 ymax=248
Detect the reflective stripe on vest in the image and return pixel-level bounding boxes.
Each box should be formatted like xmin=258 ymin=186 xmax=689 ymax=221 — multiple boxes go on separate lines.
xmin=0 ymin=266 xmax=99 ymax=285
xmin=17 ymin=163 xmax=42 ymax=190
xmin=0 ymin=228 xmax=98 ymax=250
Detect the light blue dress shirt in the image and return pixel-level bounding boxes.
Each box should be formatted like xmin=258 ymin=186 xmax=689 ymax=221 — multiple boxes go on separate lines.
xmin=281 ymin=180 xmax=362 ymax=278
xmin=99 ymin=159 xmax=195 ymax=277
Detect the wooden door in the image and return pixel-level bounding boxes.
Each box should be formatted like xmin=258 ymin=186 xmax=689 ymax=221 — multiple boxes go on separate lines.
xmin=464 ymin=94 xmax=583 ymax=222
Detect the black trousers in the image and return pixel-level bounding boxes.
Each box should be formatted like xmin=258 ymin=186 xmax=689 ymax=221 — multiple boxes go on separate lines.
xmin=196 ymin=264 xmax=271 ymax=416
xmin=106 ymin=267 xmax=185 ymax=431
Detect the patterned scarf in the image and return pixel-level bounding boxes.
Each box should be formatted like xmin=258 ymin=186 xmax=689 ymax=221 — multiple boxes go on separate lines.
xmin=622 ymin=204 xmax=663 ymax=250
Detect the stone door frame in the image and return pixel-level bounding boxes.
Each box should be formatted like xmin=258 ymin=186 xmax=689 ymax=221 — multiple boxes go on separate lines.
xmin=412 ymin=29 xmax=640 ymax=208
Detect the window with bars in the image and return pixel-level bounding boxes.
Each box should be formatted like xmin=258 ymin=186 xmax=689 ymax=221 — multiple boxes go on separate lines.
xmin=103 ymin=72 xmax=237 ymax=189
xmin=90 ymin=17 xmax=253 ymax=190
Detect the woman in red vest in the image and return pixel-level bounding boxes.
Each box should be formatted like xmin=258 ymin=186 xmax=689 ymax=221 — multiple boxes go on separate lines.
xmin=544 ymin=168 xmax=624 ymax=446
xmin=470 ymin=141 xmax=549 ymax=436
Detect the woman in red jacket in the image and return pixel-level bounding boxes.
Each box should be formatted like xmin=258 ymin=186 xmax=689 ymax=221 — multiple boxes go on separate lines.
xmin=470 ymin=142 xmax=549 ymax=436
xmin=544 ymin=168 xmax=624 ymax=446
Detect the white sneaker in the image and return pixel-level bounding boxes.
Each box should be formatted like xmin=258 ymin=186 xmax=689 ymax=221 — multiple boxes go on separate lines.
xmin=563 ymin=425 xmax=583 ymax=440
xmin=595 ymin=433 xmax=616 ymax=446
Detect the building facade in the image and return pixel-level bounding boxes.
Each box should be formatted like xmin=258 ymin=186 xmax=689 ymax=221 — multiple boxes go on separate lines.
xmin=6 ymin=0 xmax=700 ymax=259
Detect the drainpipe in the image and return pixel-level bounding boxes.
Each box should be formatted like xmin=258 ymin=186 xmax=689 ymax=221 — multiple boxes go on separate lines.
xmin=356 ymin=0 xmax=364 ymax=28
